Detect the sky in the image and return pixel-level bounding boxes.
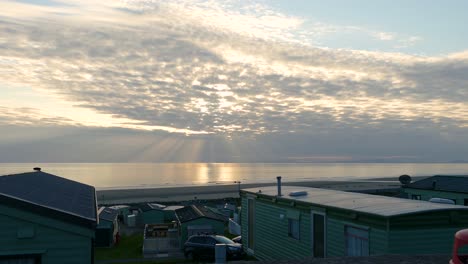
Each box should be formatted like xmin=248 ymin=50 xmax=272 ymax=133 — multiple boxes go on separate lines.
xmin=1 ymin=0 xmax=468 ymax=163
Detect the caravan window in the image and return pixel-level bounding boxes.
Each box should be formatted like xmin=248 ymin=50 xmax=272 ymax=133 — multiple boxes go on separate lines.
xmin=345 ymin=226 xmax=369 ymax=256
xmin=288 ymin=218 xmax=300 ymax=240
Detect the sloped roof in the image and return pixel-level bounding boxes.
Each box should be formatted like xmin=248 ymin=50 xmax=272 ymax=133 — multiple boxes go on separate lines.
xmin=0 ymin=171 xmax=97 ymax=222
xmin=98 ymin=207 xmax=118 ymax=222
xmin=403 ymin=175 xmax=468 ymax=193
xmin=108 ymin=205 xmax=130 ymax=211
xmin=242 ymin=185 xmax=468 ymax=217
xmin=175 ymin=205 xmax=225 ymax=223
xmin=139 ymin=203 xmax=166 ymax=212
xmin=164 ymin=205 xmax=184 ymax=211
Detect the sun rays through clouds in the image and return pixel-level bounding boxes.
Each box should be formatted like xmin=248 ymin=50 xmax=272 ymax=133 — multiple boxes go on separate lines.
xmin=1 ymin=0 xmax=468 ymax=162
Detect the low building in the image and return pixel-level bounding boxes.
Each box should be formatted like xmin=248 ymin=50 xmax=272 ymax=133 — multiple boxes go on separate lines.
xmin=163 ymin=205 xmax=184 ymax=222
xmin=142 ymin=223 xmax=179 ymax=257
xmin=0 ymin=169 xmax=97 ymax=264
xmin=141 ymin=203 xmax=166 ymax=224
xmin=241 ymin=185 xmax=468 ymax=261
xmin=140 ymin=203 xmax=185 ymax=225
xmin=95 ymin=207 xmax=119 ymax=247
xmin=108 ymin=205 xmax=130 ymax=223
xmin=402 ymin=175 xmax=468 ymax=205
xmin=126 ymin=206 xmax=143 ymax=227
xmin=175 ymin=205 xmax=226 ymax=245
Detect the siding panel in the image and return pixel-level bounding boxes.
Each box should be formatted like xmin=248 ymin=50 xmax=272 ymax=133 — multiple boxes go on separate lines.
xmin=244 ymin=198 xmax=312 ymax=260
xmin=325 ymin=217 xmax=388 ymax=257
xmin=0 ymin=212 xmax=92 ymax=264
xmin=389 ymin=228 xmax=459 ymax=254
xmin=326 ymin=217 xmax=344 ymax=257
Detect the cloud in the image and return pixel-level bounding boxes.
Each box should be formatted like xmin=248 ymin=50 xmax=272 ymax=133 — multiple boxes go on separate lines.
xmin=0 ymin=0 xmax=467 ymax=141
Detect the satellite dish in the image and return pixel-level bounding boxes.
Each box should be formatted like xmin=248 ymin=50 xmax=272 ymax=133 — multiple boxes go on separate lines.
xmin=399 ymin=174 xmax=412 ymax=185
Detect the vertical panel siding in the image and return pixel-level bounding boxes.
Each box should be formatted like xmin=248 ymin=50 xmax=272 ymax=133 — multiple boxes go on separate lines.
xmin=240 ymin=196 xmax=249 ymax=249
xmin=389 ymin=228 xmax=459 ymax=254
xmin=326 ymin=217 xmax=345 ymax=257
xmin=0 ymin=213 xmax=92 ymax=264
xmin=326 ymin=217 xmax=388 ymax=257
xmin=142 ymin=211 xmax=165 ymax=224
xmin=369 ymin=227 xmax=388 ymax=255
xmin=389 ymin=211 xmax=468 ymax=254
xmin=242 ymin=197 xmax=312 ymax=261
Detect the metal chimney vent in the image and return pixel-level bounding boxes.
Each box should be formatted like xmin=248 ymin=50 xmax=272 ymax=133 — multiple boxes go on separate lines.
xmin=277 ymin=176 xmax=282 ymax=196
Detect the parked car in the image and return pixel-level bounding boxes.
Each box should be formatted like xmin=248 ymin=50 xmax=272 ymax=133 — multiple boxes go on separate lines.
xmin=232 ymin=235 xmax=241 ymax=244
xmin=184 ymin=234 xmax=244 ymax=261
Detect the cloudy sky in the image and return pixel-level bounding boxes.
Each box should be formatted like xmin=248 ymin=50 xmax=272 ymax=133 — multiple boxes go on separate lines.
xmin=1 ymin=0 xmax=468 ymax=163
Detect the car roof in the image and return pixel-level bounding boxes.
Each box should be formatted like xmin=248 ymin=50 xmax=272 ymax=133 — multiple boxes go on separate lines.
xmin=190 ymin=234 xmax=218 ymax=237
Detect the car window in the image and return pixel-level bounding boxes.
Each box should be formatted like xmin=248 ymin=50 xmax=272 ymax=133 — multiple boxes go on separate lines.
xmin=206 ymin=237 xmax=217 ymax=245
xmin=189 ymin=236 xmax=203 ymax=244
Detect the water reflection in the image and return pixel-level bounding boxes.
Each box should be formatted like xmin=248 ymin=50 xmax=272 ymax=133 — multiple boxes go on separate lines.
xmin=195 ymin=163 xmax=210 ymax=184
xmin=0 ymin=163 xmax=467 ymax=188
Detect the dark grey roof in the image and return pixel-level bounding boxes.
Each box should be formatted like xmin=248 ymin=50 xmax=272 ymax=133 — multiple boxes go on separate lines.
xmin=175 ymin=205 xmax=225 ymax=223
xmin=242 ymin=186 xmax=468 ymax=217
xmin=403 ymin=175 xmax=468 ymax=193
xmin=139 ymin=203 xmax=153 ymax=212
xmin=0 ymin=171 xmax=97 ymax=221
xmin=141 ymin=203 xmax=167 ymax=212
xmin=139 ymin=203 xmax=166 ymax=212
xmin=98 ymin=207 xmax=118 ymax=222
xmin=164 ymin=205 xmax=184 ymax=211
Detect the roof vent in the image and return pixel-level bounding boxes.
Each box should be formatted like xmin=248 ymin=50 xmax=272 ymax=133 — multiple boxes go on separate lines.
xmin=33 ymin=167 xmax=41 ymax=172
xmin=429 ymin=197 xmax=455 ymax=205
xmin=289 ymin=191 xmax=308 ymax=197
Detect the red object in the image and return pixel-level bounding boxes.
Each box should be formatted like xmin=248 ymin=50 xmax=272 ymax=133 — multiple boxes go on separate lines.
xmin=450 ymin=229 xmax=468 ymax=264
xmin=115 ymin=232 xmax=121 ymax=246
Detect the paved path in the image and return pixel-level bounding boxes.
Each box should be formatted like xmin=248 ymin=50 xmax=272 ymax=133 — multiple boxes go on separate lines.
xmin=97 ymin=180 xmax=402 ymax=204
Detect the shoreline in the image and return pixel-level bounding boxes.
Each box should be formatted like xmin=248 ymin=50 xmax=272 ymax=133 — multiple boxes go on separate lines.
xmin=96 ymin=179 xmax=407 ymax=205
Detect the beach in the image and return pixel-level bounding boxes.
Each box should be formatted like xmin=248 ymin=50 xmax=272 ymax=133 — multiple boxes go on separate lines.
xmin=96 ymin=178 xmax=408 ymax=204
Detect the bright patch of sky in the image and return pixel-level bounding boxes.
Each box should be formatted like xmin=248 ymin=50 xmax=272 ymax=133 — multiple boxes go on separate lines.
xmin=15 ymin=0 xmax=63 ymax=6
xmin=269 ymin=0 xmax=468 ymax=55
xmin=1 ymin=0 xmax=468 ymax=162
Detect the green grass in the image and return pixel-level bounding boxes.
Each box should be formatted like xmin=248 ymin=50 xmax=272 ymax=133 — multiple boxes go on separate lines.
xmin=95 ymin=234 xmax=144 ymax=260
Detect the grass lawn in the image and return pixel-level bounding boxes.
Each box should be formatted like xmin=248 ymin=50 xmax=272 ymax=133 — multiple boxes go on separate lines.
xmin=95 ymin=234 xmax=191 ymax=263
xmin=95 ymin=234 xmax=144 ymax=260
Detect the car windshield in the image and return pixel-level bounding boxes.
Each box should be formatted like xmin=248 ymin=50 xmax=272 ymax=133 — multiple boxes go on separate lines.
xmin=214 ymin=236 xmax=235 ymax=244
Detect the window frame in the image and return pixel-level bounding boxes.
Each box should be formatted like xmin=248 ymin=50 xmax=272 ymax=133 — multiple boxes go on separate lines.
xmin=288 ymin=218 xmax=300 ymax=240
xmin=344 ymin=225 xmax=369 ymax=257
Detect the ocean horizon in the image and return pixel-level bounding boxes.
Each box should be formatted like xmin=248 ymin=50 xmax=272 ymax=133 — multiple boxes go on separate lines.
xmin=1 ymin=162 xmax=468 ymax=189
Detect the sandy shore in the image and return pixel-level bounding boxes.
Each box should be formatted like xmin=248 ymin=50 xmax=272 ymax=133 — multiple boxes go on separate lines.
xmin=96 ymin=179 xmax=403 ymax=205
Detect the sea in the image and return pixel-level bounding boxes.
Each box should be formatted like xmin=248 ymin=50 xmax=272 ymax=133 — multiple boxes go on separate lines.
xmin=1 ymin=163 xmax=468 ymax=190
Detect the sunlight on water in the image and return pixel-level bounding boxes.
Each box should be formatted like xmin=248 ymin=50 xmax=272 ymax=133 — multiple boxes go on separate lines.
xmin=1 ymin=163 xmax=468 ymax=189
